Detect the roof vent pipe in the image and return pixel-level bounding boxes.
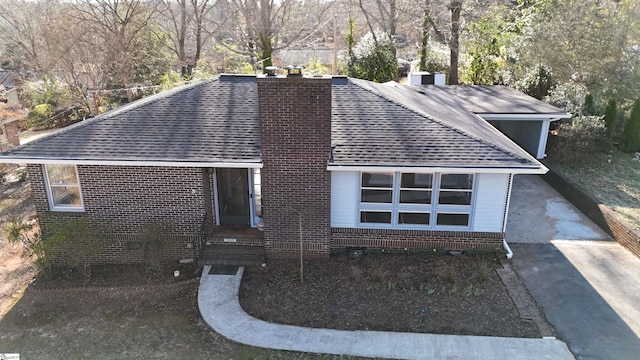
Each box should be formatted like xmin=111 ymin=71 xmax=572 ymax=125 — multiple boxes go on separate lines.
xmin=264 ymin=66 xmax=278 ymax=76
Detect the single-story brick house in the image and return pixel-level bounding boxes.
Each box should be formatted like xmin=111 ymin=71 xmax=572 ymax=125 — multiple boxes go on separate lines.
xmin=0 ymin=73 xmax=569 ymax=264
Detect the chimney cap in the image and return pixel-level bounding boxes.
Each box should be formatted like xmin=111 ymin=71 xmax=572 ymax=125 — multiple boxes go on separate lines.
xmin=264 ymin=66 xmax=278 ymax=76
xmin=285 ymin=65 xmax=304 ymax=77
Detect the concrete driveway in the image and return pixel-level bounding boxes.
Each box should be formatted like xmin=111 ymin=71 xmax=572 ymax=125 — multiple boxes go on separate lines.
xmin=506 ymin=175 xmax=640 ymax=360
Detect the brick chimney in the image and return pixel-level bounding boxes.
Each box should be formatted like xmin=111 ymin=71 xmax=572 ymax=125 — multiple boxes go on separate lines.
xmin=257 ymin=75 xmax=332 ymax=258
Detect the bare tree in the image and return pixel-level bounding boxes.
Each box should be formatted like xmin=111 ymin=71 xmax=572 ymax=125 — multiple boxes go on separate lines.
xmin=0 ymin=0 xmax=64 ymax=74
xmin=156 ymin=0 xmax=220 ymax=76
xmin=72 ymin=0 xmax=166 ymax=87
xmin=222 ymin=0 xmax=330 ymax=71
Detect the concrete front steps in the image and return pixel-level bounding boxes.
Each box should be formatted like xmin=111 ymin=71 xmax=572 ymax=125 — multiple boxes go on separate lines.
xmin=197 ymin=244 xmax=266 ymax=266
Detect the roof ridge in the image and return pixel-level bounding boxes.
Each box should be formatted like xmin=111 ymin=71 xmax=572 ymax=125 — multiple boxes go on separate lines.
xmin=346 ymin=78 xmax=533 ymax=163
xmin=7 ymin=78 xmax=217 ymax=152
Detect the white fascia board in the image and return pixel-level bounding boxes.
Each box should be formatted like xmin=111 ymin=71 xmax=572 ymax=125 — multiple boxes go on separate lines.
xmin=0 ymin=158 xmax=263 ymax=168
xmin=479 ymin=114 xmax=571 ymax=121
xmin=327 ymin=164 xmax=548 ymax=175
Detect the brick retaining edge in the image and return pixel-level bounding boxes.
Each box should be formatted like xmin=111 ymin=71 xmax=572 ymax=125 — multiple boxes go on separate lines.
xmin=541 ymin=163 xmax=640 ymax=258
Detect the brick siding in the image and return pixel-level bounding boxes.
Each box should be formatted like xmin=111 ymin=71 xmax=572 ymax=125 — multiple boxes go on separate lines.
xmin=258 ymin=76 xmax=333 ymax=258
xmin=331 ymin=227 xmax=504 ymax=252
xmin=542 ymin=165 xmax=640 ymax=258
xmin=2 ymin=120 xmax=20 ymax=146
xmin=28 ymin=164 xmax=205 ymax=264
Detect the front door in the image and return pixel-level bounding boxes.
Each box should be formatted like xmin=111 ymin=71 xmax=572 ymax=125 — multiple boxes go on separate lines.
xmin=216 ymin=168 xmax=250 ymax=226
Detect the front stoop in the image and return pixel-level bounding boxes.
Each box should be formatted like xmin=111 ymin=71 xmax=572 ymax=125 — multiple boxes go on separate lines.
xmin=197 ymin=244 xmax=266 ymax=266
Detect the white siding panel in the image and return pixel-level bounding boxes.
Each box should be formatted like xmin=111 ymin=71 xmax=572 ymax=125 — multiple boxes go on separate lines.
xmin=331 ymin=171 xmax=359 ymax=227
xmin=473 ymin=173 xmax=510 ymax=232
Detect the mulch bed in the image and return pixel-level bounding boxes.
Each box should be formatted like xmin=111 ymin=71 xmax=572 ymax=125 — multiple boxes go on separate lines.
xmin=240 ymin=251 xmax=541 ymax=338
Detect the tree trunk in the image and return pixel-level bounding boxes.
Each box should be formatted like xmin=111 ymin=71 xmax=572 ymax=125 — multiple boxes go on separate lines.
xmin=449 ymin=0 xmax=461 ymax=85
xmin=419 ymin=0 xmax=431 ymax=71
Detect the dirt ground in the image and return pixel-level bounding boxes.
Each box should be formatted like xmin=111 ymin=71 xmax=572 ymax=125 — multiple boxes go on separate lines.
xmin=240 ymin=253 xmax=540 ymax=338
xmin=0 ymin=165 xmax=37 ymax=319
xmin=0 ymin=164 xmax=548 ymax=359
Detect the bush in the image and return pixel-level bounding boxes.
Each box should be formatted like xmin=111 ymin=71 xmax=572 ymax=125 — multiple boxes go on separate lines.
xmin=622 ymin=99 xmax=640 ymax=152
xmin=3 ymin=217 xmax=32 ymax=244
xmin=549 ymin=115 xmax=607 ymax=160
xmin=545 ymin=80 xmax=589 ymax=115
xmin=347 ymin=29 xmax=397 ymax=83
xmin=516 ymin=64 xmax=555 ymax=100
xmin=26 ymin=103 xmax=53 ymax=128
xmin=604 ymin=99 xmax=617 ymax=139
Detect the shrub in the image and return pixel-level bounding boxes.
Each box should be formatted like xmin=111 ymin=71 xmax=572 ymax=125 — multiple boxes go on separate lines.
xmin=516 ymin=64 xmax=555 ymax=100
xmin=347 ymin=29 xmax=397 ymax=83
xmin=604 ymin=99 xmax=617 ymax=139
xmin=37 ymin=218 xmax=113 ymax=278
xmin=622 ymin=99 xmax=640 ymax=152
xmin=583 ymin=93 xmax=596 ymax=116
xmin=545 ymin=80 xmax=589 ymax=115
xmin=550 ymin=115 xmax=607 ymax=160
xmin=3 ymin=217 xmax=31 ymax=244
xmin=26 ymin=103 xmax=53 ymax=128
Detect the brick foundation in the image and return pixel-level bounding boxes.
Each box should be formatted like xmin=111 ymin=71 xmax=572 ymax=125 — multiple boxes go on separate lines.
xmin=331 ymin=227 xmax=504 ymax=252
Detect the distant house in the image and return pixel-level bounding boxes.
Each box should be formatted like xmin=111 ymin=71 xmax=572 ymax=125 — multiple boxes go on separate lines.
xmin=0 ymin=71 xmax=20 ymax=105
xmin=0 ymin=72 xmax=568 ymax=265
xmin=0 ymin=71 xmax=21 ymax=147
xmin=273 ymin=48 xmax=337 ymax=68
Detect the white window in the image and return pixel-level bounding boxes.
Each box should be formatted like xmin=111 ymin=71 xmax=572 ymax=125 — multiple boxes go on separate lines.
xmin=43 ymin=164 xmax=84 ymax=211
xmin=358 ymin=172 xmax=474 ymax=229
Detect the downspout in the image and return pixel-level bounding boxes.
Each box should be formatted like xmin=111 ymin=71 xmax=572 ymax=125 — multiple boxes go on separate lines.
xmin=502 ymin=174 xmax=515 ymax=259
xmin=503 ymin=239 xmax=513 ymax=259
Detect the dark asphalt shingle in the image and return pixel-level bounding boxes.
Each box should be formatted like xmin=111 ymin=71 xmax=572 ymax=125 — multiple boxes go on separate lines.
xmin=0 ymin=75 xmax=261 ymax=163
xmin=420 ymin=85 xmax=568 ymax=115
xmin=1 ymin=75 xmax=546 ymax=170
xmin=331 ymin=78 xmax=540 ymax=168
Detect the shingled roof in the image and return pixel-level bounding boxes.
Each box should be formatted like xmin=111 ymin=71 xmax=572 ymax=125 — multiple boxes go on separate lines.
xmin=0 ymin=74 xmax=544 ymax=171
xmin=420 ymin=85 xmax=570 ymax=116
xmin=0 ymin=71 xmax=16 ymax=89
xmin=330 ymin=78 xmax=541 ymax=169
xmin=0 ymin=75 xmax=261 ymax=165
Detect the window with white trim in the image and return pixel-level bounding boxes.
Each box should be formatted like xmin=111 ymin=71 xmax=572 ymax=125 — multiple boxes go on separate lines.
xmin=358 ymin=172 xmax=474 ymax=229
xmin=44 ymin=164 xmax=84 ymax=211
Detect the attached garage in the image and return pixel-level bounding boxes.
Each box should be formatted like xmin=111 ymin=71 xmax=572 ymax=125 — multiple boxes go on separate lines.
xmin=409 ymin=73 xmax=571 ymax=159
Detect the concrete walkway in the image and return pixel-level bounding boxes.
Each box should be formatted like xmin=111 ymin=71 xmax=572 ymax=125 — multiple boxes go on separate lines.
xmin=198 ymin=265 xmax=574 ymax=360
xmin=507 ymin=175 xmax=640 ymax=360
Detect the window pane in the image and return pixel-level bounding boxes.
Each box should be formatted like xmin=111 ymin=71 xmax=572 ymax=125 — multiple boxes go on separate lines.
xmin=361 ymin=189 xmax=393 ymax=203
xmin=399 ymin=212 xmax=430 ymax=225
xmin=439 ymin=191 xmax=472 ymax=205
xmin=400 ymin=190 xmax=431 ymax=204
xmin=360 ymin=211 xmax=392 ymax=224
xmin=401 ymin=173 xmax=432 ymax=188
xmin=253 ymin=169 xmax=261 ymax=186
xmin=362 ymin=173 xmax=393 ymax=188
xmin=51 ymin=186 xmax=82 ymax=206
xmin=46 ymin=164 xmax=79 ymax=185
xmin=440 ymin=174 xmax=473 ymax=190
xmin=436 ymin=213 xmax=469 ymax=226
